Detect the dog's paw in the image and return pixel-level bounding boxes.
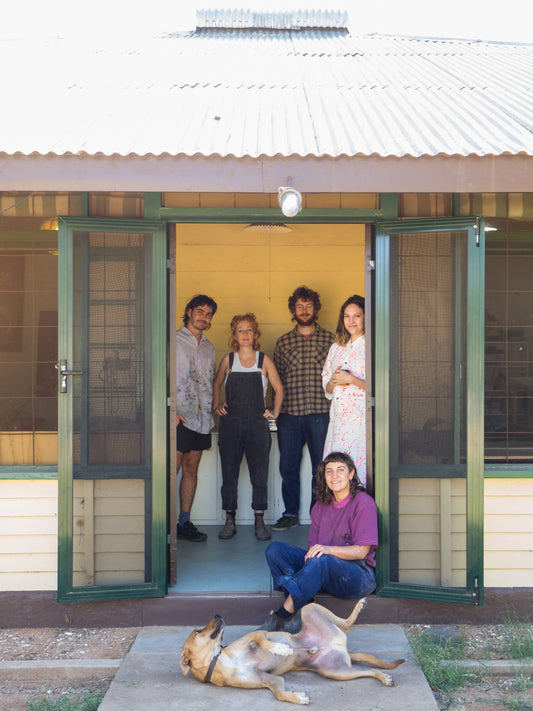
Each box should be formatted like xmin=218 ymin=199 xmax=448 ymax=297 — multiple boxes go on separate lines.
xmin=270 ymin=642 xmax=293 ymax=657
xmin=287 ymin=691 xmax=309 ymax=705
xmin=359 ymin=597 xmax=367 ymax=610
xmin=382 ymin=674 xmax=394 ymax=687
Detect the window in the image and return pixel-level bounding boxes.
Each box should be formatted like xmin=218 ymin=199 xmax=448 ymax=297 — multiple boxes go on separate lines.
xmin=485 ymin=221 xmax=533 ymax=462
xmin=0 ymin=218 xmax=58 ymax=465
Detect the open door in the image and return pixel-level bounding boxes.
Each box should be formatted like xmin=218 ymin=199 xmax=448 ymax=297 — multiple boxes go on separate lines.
xmin=57 ymin=217 xmax=167 ymax=602
xmin=374 ymin=217 xmax=484 ymax=605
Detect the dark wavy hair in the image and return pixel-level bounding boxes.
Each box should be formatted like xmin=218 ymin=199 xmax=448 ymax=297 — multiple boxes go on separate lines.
xmin=182 ymin=294 xmax=218 ymax=326
xmin=335 ymin=294 xmax=365 ymax=346
xmin=288 ymin=285 xmax=321 ymax=320
xmin=314 ymin=451 xmax=365 ymax=505
xmin=228 ymin=313 xmax=261 ymax=352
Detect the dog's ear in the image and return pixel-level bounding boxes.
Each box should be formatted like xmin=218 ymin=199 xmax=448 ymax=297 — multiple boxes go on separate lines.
xmin=180 ymin=647 xmax=191 ymax=675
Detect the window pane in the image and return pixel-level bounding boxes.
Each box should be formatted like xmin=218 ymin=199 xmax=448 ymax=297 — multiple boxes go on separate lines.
xmin=0 ymin=219 xmax=58 ymax=465
xmin=485 ymin=223 xmax=533 ymax=462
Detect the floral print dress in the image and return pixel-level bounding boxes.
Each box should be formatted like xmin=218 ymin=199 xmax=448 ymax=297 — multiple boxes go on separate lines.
xmin=322 ymin=335 xmax=366 ymax=484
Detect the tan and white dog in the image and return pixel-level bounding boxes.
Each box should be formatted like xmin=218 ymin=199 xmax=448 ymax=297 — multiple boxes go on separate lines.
xmin=180 ymin=598 xmax=404 ymax=705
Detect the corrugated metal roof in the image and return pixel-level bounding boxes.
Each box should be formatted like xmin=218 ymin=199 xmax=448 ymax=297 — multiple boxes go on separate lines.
xmin=1 ymin=14 xmax=533 ymax=159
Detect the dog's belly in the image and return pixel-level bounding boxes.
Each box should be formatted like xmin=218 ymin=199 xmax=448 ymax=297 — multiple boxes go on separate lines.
xmin=292 ymin=646 xmax=348 ymax=671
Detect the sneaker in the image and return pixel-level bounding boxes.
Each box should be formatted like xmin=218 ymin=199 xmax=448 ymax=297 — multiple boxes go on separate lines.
xmin=177 ymin=521 xmax=208 ymax=542
xmin=257 ymin=609 xmax=302 ymax=633
xmin=272 ymin=515 xmax=299 ymax=531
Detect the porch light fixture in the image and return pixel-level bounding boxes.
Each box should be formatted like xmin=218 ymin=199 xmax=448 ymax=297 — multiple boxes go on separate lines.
xmin=278 ymin=186 xmax=302 ymax=218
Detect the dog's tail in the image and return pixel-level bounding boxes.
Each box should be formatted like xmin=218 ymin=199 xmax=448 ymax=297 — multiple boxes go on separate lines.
xmin=350 ymin=652 xmax=405 ymax=669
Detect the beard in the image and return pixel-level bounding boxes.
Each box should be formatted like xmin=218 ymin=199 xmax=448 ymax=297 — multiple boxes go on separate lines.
xmin=294 ymin=313 xmax=317 ymax=326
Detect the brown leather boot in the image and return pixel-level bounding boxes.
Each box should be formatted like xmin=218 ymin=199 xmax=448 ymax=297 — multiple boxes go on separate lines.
xmin=254 ymin=513 xmax=271 ymax=541
xmin=218 ymin=511 xmax=236 ymax=539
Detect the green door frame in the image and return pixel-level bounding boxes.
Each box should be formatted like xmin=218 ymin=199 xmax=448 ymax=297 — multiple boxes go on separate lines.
xmin=373 ymin=217 xmax=485 ymax=605
xmin=55 ymin=197 xmax=484 ymax=606
xmin=57 ymin=217 xmax=167 ymax=602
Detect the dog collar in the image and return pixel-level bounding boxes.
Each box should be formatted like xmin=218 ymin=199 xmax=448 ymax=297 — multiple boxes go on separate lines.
xmin=204 ymin=651 xmax=220 ymax=684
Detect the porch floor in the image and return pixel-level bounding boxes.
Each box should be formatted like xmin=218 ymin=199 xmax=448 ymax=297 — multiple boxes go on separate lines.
xmin=169 ymin=524 xmax=310 ymax=593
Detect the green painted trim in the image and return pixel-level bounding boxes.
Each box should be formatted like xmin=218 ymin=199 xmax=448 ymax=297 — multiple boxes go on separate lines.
xmin=59 ymin=583 xmax=164 ymax=602
xmin=0 ymin=467 xmax=57 ymax=480
xmin=57 ymin=219 xmax=74 ymax=601
xmin=380 ymin=193 xmax=399 ymax=219
xmin=144 ymin=193 xmax=161 ymax=220
xmin=151 ymin=222 xmax=169 ymax=597
xmin=160 ymin=207 xmax=384 ymax=223
xmin=379 ymin=216 xmax=480 ymax=232
xmin=81 ymin=192 xmax=89 ymax=217
xmin=59 ymin=216 xmax=163 ymax=232
xmin=484 ymin=465 xmax=533 ymax=478
xmin=466 ymin=219 xmax=485 ymax=604
xmin=377 ymin=583 xmax=478 ymax=605
xmin=374 ymin=227 xmax=390 ymax=592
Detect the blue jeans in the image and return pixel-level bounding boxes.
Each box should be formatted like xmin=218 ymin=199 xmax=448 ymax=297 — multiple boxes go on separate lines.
xmin=276 ymin=412 xmax=330 ymax=517
xmin=265 ymin=541 xmax=376 ymax=611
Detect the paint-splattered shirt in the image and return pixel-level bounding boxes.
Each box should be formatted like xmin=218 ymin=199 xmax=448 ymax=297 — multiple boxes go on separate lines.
xmin=176 ymin=326 xmax=215 ymax=435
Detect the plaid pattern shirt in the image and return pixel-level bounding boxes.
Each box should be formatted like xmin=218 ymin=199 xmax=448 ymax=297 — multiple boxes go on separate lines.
xmin=274 ymin=324 xmax=335 ymax=416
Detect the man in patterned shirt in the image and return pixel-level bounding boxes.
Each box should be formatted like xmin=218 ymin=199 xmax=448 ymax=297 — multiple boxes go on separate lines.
xmin=273 ymin=286 xmax=334 ymax=530
xmin=176 ymin=294 xmax=218 ymax=542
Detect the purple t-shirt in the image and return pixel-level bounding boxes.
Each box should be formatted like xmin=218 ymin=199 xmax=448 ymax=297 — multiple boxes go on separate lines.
xmin=308 ymin=491 xmax=378 ymax=567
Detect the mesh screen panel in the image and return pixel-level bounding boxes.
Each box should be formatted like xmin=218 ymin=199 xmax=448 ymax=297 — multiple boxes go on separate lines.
xmin=393 ymin=232 xmax=467 ymax=465
xmin=73 ymin=232 xmax=150 ymax=468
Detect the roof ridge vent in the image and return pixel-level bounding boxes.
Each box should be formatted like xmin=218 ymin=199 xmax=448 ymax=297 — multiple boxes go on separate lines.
xmin=196 ymin=8 xmax=349 ymax=30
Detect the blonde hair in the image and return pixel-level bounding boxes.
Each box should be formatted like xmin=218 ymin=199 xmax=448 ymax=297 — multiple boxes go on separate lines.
xmin=228 ymin=313 xmax=261 ymax=352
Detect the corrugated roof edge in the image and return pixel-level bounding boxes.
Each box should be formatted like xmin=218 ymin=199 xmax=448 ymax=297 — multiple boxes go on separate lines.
xmin=196 ymin=8 xmax=349 ymax=30
xmin=3 ymin=149 xmax=531 ymax=160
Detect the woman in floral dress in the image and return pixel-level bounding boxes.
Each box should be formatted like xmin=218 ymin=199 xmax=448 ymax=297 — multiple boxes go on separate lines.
xmin=322 ymin=295 xmax=366 ymax=484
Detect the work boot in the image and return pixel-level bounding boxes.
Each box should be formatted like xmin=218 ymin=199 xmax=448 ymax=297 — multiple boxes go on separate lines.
xmin=218 ymin=511 xmax=236 ymax=539
xmin=254 ymin=513 xmax=272 ymax=541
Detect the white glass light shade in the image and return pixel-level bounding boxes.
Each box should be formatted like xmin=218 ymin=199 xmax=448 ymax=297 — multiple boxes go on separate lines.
xmin=278 ymin=187 xmax=302 ymax=217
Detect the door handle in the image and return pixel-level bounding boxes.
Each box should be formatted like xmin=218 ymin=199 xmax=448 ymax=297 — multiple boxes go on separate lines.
xmin=58 ymin=359 xmax=83 ymax=393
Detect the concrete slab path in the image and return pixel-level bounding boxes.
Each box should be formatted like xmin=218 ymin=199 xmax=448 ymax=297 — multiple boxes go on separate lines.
xmin=99 ymin=623 xmax=439 ymax=710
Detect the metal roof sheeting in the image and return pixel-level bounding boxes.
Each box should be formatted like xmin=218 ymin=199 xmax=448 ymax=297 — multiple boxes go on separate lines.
xmin=1 ymin=19 xmax=533 ymax=159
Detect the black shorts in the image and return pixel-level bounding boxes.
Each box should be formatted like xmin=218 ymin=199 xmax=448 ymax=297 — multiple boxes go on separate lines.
xmin=176 ymin=422 xmax=212 ymax=453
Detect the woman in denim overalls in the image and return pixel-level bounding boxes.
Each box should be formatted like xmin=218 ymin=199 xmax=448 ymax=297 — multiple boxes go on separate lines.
xmin=213 ymin=314 xmax=283 ymax=540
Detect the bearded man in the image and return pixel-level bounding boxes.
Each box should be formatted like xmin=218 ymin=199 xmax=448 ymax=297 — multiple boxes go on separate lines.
xmin=272 ymin=286 xmax=334 ymax=530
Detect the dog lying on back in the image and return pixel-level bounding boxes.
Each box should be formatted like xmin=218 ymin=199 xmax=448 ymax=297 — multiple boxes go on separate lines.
xmin=179 ymin=598 xmax=404 ymax=705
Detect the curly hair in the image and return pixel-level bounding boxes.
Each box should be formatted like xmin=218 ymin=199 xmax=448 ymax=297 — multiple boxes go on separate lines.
xmin=228 ymin=313 xmax=261 ymax=352
xmin=182 ymin=294 xmax=218 ymax=326
xmin=288 ymin=285 xmax=321 ymax=319
xmin=335 ymin=294 xmax=365 ymax=346
xmin=314 ymin=451 xmax=365 ymax=505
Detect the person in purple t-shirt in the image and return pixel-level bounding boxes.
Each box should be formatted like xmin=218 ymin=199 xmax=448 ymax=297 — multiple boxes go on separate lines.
xmin=262 ymin=451 xmax=377 ymax=631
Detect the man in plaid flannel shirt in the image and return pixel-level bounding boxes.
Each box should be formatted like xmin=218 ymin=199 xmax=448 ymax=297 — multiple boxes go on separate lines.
xmin=272 ymin=286 xmax=334 ymax=530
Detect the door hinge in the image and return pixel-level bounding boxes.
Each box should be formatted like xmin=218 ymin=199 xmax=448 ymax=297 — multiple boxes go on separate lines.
xmin=473 ymin=575 xmax=480 ymax=605
xmin=368 ymin=259 xmax=376 ymax=271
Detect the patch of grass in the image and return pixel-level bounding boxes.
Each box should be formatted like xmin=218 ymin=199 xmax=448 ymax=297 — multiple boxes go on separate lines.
xmin=26 ymin=689 xmax=105 ymax=711
xmin=502 ymin=698 xmax=533 ymax=711
xmin=513 ymin=674 xmax=533 ymax=693
xmin=408 ymin=630 xmax=486 ymax=694
xmin=501 ymin=610 xmax=533 ymax=660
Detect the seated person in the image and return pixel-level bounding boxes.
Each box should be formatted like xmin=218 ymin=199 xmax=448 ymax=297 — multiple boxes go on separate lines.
xmin=262 ymin=451 xmax=377 ymax=631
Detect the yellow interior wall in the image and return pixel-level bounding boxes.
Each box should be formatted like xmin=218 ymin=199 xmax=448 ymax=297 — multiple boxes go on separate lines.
xmin=175 ymin=222 xmax=366 ymax=368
